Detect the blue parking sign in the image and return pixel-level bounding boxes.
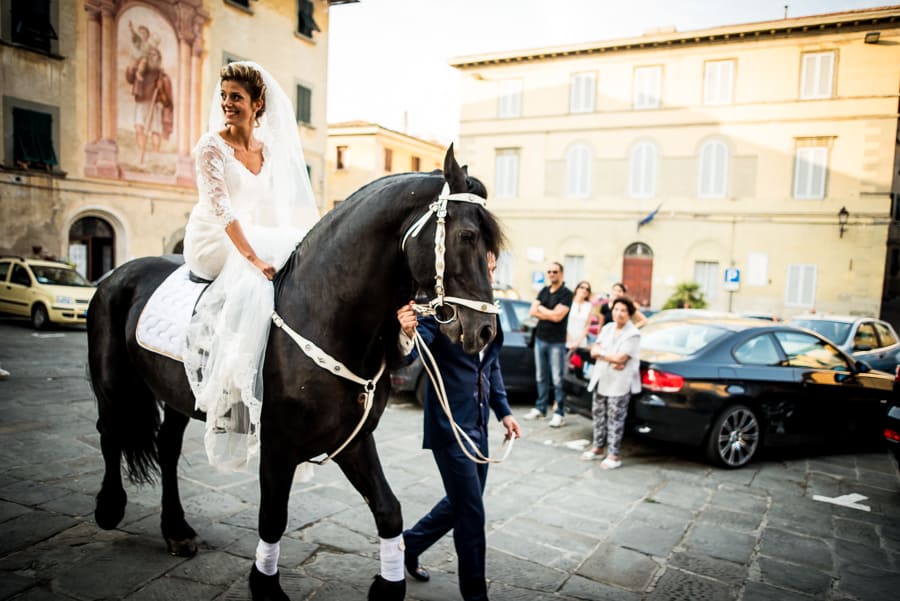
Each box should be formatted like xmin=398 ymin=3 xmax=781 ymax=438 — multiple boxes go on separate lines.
xmin=724 ymin=268 xmax=740 ymax=291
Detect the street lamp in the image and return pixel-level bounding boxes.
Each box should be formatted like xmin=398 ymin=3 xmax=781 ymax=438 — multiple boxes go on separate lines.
xmin=838 ymin=206 xmax=849 ymax=238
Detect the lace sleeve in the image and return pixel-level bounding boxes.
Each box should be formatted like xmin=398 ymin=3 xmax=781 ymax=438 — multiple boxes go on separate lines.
xmin=195 ymin=136 xmax=235 ymax=225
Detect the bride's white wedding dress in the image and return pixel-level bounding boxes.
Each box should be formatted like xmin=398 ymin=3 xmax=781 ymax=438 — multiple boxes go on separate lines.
xmin=183 ymin=131 xmax=308 ymax=471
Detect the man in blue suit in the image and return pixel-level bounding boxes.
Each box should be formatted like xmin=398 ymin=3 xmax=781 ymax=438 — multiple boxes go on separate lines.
xmin=396 ymin=253 xmax=521 ymax=601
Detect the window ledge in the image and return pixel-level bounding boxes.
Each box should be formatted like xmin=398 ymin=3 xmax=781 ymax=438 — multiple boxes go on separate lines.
xmin=0 ymin=39 xmax=64 ymax=60
xmin=224 ymin=0 xmax=253 ymax=14
xmin=1 ymin=165 xmax=67 ymax=179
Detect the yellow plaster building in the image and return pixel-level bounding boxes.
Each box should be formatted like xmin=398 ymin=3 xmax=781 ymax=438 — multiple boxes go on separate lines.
xmin=452 ymin=6 xmax=900 ymax=320
xmin=326 ymin=121 xmax=444 ymax=211
xmin=0 ymin=0 xmax=354 ymax=281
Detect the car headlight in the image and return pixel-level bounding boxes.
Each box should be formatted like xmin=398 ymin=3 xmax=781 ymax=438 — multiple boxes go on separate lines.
xmin=55 ymin=295 xmax=75 ymax=305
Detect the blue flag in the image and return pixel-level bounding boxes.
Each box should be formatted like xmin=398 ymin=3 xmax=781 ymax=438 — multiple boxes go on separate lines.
xmin=637 ymin=203 xmax=663 ymax=231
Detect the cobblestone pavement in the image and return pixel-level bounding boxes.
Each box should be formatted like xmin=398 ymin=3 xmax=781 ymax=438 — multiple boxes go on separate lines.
xmin=1 ymin=319 xmax=899 ymax=601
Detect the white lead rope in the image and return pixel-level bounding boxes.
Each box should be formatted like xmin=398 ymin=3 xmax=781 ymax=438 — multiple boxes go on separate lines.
xmin=271 ymin=311 xmax=385 ymax=465
xmin=412 ymin=329 xmax=515 ymax=464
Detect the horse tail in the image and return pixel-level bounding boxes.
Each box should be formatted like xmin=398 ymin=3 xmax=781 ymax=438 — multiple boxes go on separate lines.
xmin=87 ymin=267 xmax=161 ymax=485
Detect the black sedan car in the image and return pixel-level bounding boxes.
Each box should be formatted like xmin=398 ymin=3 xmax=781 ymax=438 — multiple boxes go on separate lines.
xmin=390 ymin=298 xmax=536 ymax=404
xmin=566 ymin=317 xmax=896 ymax=468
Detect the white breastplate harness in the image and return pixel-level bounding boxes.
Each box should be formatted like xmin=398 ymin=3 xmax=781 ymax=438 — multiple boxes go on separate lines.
xmin=271 ymin=183 xmax=505 ymax=465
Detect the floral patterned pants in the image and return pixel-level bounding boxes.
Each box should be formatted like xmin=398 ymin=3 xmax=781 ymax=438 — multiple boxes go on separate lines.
xmin=591 ymin=392 xmax=631 ymax=457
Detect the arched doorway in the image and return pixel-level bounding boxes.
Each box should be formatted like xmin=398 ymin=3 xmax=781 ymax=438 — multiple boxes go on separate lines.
xmin=69 ymin=217 xmax=115 ymax=281
xmin=622 ymin=242 xmax=654 ymax=308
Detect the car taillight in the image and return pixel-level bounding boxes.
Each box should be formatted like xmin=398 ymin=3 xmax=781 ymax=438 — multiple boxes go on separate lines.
xmin=886 ymin=428 xmax=900 ymax=444
xmin=570 ymin=353 xmax=583 ymax=370
xmin=642 ymin=368 xmax=685 ymax=392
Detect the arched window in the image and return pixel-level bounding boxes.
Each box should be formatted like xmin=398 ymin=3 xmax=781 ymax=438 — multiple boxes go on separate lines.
xmin=698 ymin=139 xmax=728 ymax=198
xmin=629 ymin=141 xmax=657 ymax=198
xmin=565 ymin=143 xmax=592 ymax=198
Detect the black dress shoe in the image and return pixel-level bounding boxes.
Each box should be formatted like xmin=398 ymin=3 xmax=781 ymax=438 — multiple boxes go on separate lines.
xmin=404 ymin=556 xmax=430 ymax=582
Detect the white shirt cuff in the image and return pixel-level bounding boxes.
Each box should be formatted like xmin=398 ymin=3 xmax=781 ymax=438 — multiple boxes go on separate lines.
xmin=397 ymin=332 xmax=415 ymax=356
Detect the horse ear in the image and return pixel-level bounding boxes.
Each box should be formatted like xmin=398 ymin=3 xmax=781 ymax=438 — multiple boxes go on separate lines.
xmin=443 ymin=143 xmax=467 ymax=192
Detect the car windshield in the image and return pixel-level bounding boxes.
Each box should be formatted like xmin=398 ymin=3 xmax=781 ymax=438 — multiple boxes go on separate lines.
xmin=30 ymin=265 xmax=92 ymax=287
xmin=790 ymin=319 xmax=852 ymax=345
xmin=640 ymin=321 xmax=730 ymax=357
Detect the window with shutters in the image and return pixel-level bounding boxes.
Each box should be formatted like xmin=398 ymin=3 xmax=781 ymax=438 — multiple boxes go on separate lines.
xmin=703 ymin=60 xmax=734 ymax=105
xmin=297 ymin=0 xmax=321 ymax=38
xmin=494 ymin=149 xmax=519 ymax=199
xmin=411 ymin=156 xmax=421 ymax=171
xmin=383 ymin=147 xmax=393 ymax=172
xmin=564 ymin=255 xmax=585 ymax=284
xmin=698 ymin=139 xmax=728 ymax=198
xmin=629 ymin=141 xmax=657 ymax=198
xmin=7 ymin=0 xmax=58 ymax=54
xmin=497 ymin=79 xmax=522 ymax=118
xmin=569 ymin=73 xmax=596 ymax=113
xmin=785 ymin=264 xmax=816 ymax=307
xmin=694 ymin=261 xmax=719 ymax=301
xmin=335 ymin=145 xmax=347 ymax=170
xmin=6 ymin=100 xmax=60 ymax=171
xmin=565 ymin=144 xmax=592 ymax=198
xmin=793 ymin=144 xmax=828 ymax=199
xmin=800 ymin=51 xmax=835 ymax=99
xmin=296 ymin=85 xmax=311 ymax=124
xmin=633 ymin=66 xmax=661 ymax=109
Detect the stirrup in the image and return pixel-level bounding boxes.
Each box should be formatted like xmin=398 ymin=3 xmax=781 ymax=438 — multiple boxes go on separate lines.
xmin=188 ymin=271 xmax=213 ymax=284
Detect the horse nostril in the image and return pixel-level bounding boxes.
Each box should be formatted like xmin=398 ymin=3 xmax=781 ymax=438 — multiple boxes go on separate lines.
xmin=478 ymin=325 xmax=494 ymax=345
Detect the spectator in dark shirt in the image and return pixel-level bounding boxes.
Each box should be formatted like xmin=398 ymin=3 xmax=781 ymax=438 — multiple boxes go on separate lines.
xmin=524 ymin=262 xmax=573 ymax=427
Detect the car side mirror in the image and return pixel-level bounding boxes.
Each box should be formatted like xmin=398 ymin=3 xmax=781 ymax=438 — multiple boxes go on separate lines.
xmin=854 ymin=359 xmax=872 ymax=373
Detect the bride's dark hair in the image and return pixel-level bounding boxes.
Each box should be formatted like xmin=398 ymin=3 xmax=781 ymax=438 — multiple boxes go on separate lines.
xmin=220 ymin=63 xmax=267 ymax=120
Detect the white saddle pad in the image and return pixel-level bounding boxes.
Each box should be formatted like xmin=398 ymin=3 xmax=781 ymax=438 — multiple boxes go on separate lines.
xmin=136 ymin=264 xmax=210 ymax=361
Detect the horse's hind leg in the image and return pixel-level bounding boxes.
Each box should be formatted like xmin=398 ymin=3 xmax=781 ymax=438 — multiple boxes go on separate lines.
xmin=94 ymin=418 xmax=128 ymax=530
xmin=158 ymin=405 xmax=198 ymax=557
xmin=335 ymin=433 xmax=406 ymax=601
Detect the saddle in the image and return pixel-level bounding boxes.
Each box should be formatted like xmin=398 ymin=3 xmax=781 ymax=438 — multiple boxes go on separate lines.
xmin=135 ymin=264 xmax=211 ymax=361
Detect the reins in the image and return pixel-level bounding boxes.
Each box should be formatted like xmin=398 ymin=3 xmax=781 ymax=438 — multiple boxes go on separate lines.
xmin=271 ymin=180 xmax=512 ymax=466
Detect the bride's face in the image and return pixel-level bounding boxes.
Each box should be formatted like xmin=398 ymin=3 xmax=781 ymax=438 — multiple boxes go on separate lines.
xmin=220 ymin=80 xmax=262 ymax=128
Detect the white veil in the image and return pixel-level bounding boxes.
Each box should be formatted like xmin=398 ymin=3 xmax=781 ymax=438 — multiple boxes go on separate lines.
xmin=205 ymin=60 xmax=320 ymax=231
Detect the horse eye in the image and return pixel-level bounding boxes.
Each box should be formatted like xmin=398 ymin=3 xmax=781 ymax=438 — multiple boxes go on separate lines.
xmin=458 ymin=230 xmax=476 ymax=244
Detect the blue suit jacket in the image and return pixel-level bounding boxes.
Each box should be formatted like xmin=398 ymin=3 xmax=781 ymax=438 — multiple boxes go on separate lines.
xmin=414 ymin=317 xmax=512 ymax=451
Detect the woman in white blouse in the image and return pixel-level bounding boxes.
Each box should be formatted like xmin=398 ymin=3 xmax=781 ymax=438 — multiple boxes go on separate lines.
xmin=566 ymin=280 xmax=594 ymax=352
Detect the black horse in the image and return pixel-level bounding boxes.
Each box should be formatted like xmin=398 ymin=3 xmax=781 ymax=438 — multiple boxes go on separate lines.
xmin=86 ymin=146 xmax=502 ymax=601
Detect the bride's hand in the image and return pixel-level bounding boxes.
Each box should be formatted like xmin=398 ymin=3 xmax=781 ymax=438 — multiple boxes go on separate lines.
xmin=252 ymin=257 xmax=276 ymax=280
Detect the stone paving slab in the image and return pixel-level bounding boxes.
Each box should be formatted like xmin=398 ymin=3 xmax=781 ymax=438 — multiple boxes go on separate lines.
xmin=1 ymin=320 xmax=900 ymax=601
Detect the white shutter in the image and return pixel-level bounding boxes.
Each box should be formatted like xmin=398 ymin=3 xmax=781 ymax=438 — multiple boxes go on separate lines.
xmin=629 ymin=142 xmax=657 ymax=198
xmin=498 ymin=80 xmax=522 ymax=117
xmin=570 ymin=73 xmax=595 ymax=113
xmin=800 ymin=52 xmax=834 ymax=99
xmin=634 ymin=66 xmax=661 ymax=109
xmin=704 ymin=60 xmax=734 ymax=105
xmin=785 ymin=264 xmax=817 ymax=307
xmin=694 ymin=261 xmax=719 ymax=301
xmin=495 ymin=149 xmax=519 ymax=198
xmin=698 ymin=140 xmax=728 ymax=198
xmin=793 ymin=146 xmax=828 ymax=199
xmin=746 ymin=252 xmax=768 ymax=287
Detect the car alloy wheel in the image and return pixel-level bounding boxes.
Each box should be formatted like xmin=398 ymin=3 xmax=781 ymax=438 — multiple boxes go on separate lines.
xmin=31 ymin=304 xmax=49 ymax=331
xmin=706 ymin=404 xmax=760 ymax=468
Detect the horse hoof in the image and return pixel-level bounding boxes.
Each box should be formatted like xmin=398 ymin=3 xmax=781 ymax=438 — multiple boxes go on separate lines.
xmin=94 ymin=488 xmax=127 ymax=530
xmin=368 ymin=574 xmax=406 ymax=601
xmin=166 ymin=537 xmax=198 ymax=557
xmin=249 ymin=564 xmax=290 ymax=601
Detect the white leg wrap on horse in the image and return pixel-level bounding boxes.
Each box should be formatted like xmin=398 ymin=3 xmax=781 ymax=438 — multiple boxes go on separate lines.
xmin=380 ymin=534 xmax=405 ymax=582
xmin=255 ymin=540 xmax=280 ymax=576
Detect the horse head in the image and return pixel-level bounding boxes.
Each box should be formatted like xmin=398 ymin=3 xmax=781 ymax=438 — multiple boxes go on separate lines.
xmin=404 ymin=144 xmax=503 ymax=355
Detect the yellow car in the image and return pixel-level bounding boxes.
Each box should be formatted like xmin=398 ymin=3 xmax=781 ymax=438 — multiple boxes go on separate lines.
xmin=0 ymin=257 xmax=96 ymax=329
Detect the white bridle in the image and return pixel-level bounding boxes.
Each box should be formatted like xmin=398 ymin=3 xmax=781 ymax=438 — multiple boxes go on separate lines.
xmin=401 ymin=183 xmax=500 ymax=323
xmin=270 ymin=181 xmax=511 ymax=466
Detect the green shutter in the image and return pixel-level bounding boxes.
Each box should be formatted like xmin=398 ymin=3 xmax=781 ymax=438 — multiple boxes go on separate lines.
xmin=13 ymin=107 xmax=58 ymax=168
xmin=297 ymin=85 xmax=311 ymax=124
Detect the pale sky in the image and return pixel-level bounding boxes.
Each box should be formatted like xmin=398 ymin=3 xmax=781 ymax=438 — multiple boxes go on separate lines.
xmin=326 ymin=0 xmax=892 ymax=143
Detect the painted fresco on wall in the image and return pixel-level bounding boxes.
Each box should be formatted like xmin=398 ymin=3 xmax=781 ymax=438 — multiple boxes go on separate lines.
xmin=116 ymin=6 xmax=178 ymax=180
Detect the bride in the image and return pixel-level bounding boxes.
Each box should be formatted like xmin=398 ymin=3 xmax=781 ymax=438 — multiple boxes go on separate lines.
xmin=182 ymin=61 xmax=319 ymax=471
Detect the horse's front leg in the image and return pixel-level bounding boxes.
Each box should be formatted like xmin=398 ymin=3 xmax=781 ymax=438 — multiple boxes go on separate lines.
xmin=158 ymin=405 xmax=197 ymax=556
xmin=250 ymin=436 xmax=297 ymax=601
xmin=335 ymin=432 xmax=406 ymax=601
